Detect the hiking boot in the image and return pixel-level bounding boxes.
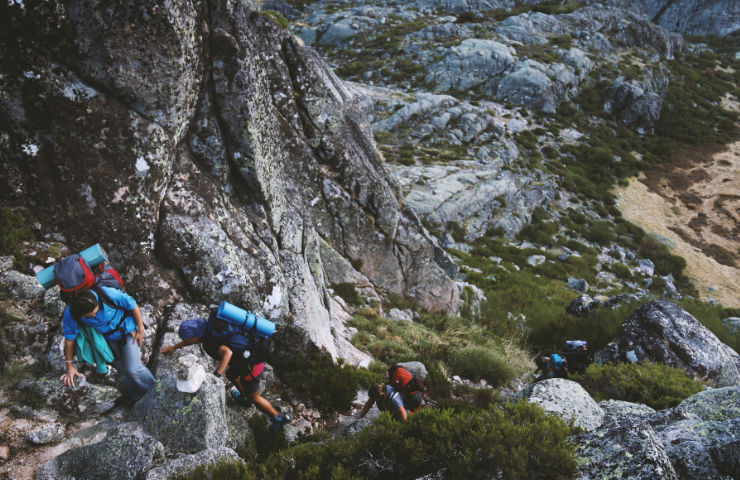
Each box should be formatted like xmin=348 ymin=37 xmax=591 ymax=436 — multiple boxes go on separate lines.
xmin=230 ymin=388 xmax=252 ymax=408
xmin=269 ymin=413 xmax=291 ymax=431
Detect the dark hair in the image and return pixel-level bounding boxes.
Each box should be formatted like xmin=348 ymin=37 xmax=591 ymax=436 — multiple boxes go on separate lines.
xmin=369 ymin=382 xmax=387 ymax=403
xmin=535 ymin=356 xmax=548 ymax=369
xmin=69 ymin=289 xmax=98 ymax=318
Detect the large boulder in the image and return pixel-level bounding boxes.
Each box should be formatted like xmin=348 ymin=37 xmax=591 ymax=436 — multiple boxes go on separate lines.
xmin=667 ymin=386 xmax=740 ymax=422
xmin=573 ymin=416 xmax=678 ymax=480
xmin=605 ymin=78 xmax=665 ymax=131
xmin=15 ymin=375 xmax=121 ymax=420
xmin=425 ymin=39 xmax=516 ymax=92
xmin=646 ymin=387 xmax=740 ymax=479
xmin=514 ymin=379 xmax=604 ymax=431
xmin=130 ymin=371 xmax=228 ymax=454
xmin=144 ymin=446 xmax=244 ymax=480
xmin=596 ymin=301 xmax=740 ymax=387
xmin=654 ymin=418 xmax=740 ymax=480
xmin=36 ymin=422 xmax=165 ymax=480
xmin=598 ymin=399 xmax=656 ymax=425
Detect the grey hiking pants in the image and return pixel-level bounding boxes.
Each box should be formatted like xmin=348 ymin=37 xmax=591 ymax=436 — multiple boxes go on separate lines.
xmin=109 ymin=336 xmax=156 ymax=401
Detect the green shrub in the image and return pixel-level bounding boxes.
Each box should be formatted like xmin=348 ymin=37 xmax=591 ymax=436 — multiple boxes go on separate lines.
xmin=550 ymin=34 xmax=572 ymax=49
xmin=449 ymin=346 xmax=515 ymax=386
xmin=180 ymin=402 xmax=577 ymax=480
xmin=638 ymin=236 xmax=687 ymax=278
xmin=280 ymin=355 xmax=359 ymax=412
xmin=515 ymin=130 xmax=539 ymax=150
xmin=260 ymin=10 xmax=289 ymax=29
xmin=573 ymin=362 xmax=706 ymax=410
xmin=333 ymin=283 xmax=363 ymax=306
xmin=584 ymin=221 xmax=616 ymax=245
xmin=608 ymin=263 xmax=633 ymax=280
xmin=425 ymin=362 xmax=451 ymax=399
xmin=0 ymin=208 xmax=33 ymax=260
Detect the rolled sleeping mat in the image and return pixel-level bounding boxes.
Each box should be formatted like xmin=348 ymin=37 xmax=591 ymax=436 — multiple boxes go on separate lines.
xmin=245 ymin=312 xmax=276 ymax=338
xmin=217 ymin=301 xmax=248 ymax=327
xmin=36 ymin=265 xmax=57 ymax=289
xmin=36 ymin=243 xmax=109 ymax=289
xmin=79 ymin=243 xmax=108 ymax=269
xmin=217 ymin=301 xmax=276 ymax=338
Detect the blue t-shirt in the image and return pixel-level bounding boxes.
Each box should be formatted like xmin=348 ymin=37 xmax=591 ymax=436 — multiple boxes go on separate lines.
xmin=379 ymin=385 xmax=404 ymax=418
xmin=62 ymin=287 xmax=137 ymax=341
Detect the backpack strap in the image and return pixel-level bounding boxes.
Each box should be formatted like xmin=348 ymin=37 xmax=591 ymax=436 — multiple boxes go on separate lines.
xmin=89 ymin=286 xmax=132 ymax=340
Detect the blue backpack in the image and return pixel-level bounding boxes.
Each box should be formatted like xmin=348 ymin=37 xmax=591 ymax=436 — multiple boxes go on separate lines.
xmin=203 ymin=309 xmax=268 ymax=363
xmin=550 ymin=354 xmax=565 ymax=372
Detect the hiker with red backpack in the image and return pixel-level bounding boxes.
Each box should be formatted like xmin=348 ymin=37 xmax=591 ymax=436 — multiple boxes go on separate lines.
xmin=534 ymin=354 xmax=569 ymax=381
xmin=39 ymin=245 xmax=156 ymax=401
xmin=60 ymin=288 xmax=156 ymax=401
xmin=160 ymin=303 xmax=290 ymax=431
xmin=358 ymin=363 xmax=426 ymax=421
xmin=359 ymin=382 xmax=409 ymax=421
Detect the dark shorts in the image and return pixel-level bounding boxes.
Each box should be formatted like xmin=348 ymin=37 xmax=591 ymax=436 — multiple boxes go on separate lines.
xmin=226 ymin=357 xmax=264 ymax=395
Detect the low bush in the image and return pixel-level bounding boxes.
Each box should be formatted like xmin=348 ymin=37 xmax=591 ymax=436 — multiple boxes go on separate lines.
xmin=260 ymin=10 xmax=289 ymax=29
xmin=333 ymin=283 xmax=363 ymax=306
xmin=180 ymin=402 xmax=577 ymax=480
xmin=638 ymin=236 xmax=687 ymax=278
xmin=573 ymin=362 xmax=706 ymax=410
xmin=583 ymin=220 xmax=616 ymax=245
xmin=608 ymin=262 xmax=633 ymax=280
xmin=0 ymin=208 xmax=33 ymax=260
xmin=449 ymin=346 xmax=515 ymax=386
xmin=280 ymin=354 xmax=361 ymax=412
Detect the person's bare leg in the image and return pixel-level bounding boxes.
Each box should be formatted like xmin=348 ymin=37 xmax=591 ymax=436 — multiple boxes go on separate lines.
xmin=246 ymin=391 xmax=279 ymax=418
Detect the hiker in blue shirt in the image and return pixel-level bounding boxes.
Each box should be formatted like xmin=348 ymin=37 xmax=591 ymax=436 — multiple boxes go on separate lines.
xmin=359 ymin=382 xmax=408 ymax=421
xmin=534 ymin=354 xmax=569 ymax=381
xmin=59 ymin=288 xmax=156 ymax=401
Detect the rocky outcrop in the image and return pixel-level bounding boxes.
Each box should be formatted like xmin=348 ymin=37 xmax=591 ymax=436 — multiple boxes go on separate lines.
xmin=15 ymin=375 xmax=121 ymax=420
xmin=395 ymin=164 xmax=557 ymax=240
xmin=574 ymin=416 xmax=678 ymax=480
xmin=649 ymin=387 xmax=740 ymax=480
xmin=668 ymin=386 xmax=740 ymax=422
xmin=425 ymin=39 xmax=516 ymax=92
xmin=596 ymin=300 xmax=740 ymax=387
xmin=607 ymin=0 xmax=740 ymax=36
xmin=36 ymin=422 xmax=166 ymax=480
xmin=2 ymin=0 xmax=458 ymax=370
xmin=144 ymin=446 xmax=244 ymax=480
xmin=130 ymin=371 xmax=228 ymax=454
xmin=514 ymin=378 xmax=604 ymax=431
xmin=575 ymin=387 xmax=740 ymax=480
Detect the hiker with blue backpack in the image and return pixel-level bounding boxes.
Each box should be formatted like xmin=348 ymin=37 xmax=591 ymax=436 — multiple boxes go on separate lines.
xmin=534 ymin=354 xmax=569 ymax=381
xmin=40 ymin=245 xmax=156 ymax=402
xmin=160 ymin=303 xmax=290 ymax=431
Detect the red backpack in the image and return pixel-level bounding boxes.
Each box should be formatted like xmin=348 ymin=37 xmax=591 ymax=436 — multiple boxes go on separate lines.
xmin=54 ymin=253 xmax=125 ymax=304
xmin=388 ymin=364 xmax=426 ymax=396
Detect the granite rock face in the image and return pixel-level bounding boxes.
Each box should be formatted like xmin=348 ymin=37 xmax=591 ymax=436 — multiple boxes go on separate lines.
xmin=2 ymin=0 xmax=458 ymax=369
xmin=574 ymin=416 xmax=678 ymax=480
xmin=608 ymin=0 xmax=740 ymax=36
xmin=575 ymin=387 xmax=740 ymax=480
xmin=130 ymin=372 xmax=228 ymax=454
xmin=36 ymin=422 xmax=166 ymax=480
xmin=596 ymin=301 xmax=740 ymax=387
xmin=144 ymin=446 xmax=244 ymax=480
xmin=15 ymin=375 xmax=121 ymax=420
